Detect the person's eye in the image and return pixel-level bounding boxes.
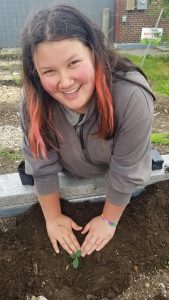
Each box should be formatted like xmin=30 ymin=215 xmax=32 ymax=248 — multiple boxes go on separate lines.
xmin=69 ymin=60 xmax=80 ymax=67
xmin=43 ymin=70 xmax=55 ymax=75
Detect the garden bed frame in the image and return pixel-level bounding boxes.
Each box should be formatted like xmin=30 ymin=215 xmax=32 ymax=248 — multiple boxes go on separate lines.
xmin=0 ymin=155 xmax=169 ymax=217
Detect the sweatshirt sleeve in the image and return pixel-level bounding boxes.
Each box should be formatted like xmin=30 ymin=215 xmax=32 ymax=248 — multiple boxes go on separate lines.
xmin=22 ymin=137 xmax=62 ymax=195
xmin=20 ymin=95 xmax=62 ymax=196
xmin=105 ymin=86 xmax=154 ymax=206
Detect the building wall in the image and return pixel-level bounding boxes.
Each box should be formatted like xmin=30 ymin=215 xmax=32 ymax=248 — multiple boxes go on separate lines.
xmin=0 ymin=0 xmax=115 ymax=48
xmin=115 ymin=0 xmax=169 ymax=43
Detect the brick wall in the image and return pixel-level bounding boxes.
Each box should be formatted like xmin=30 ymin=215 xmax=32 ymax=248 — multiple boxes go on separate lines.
xmin=115 ymin=0 xmax=169 ymax=43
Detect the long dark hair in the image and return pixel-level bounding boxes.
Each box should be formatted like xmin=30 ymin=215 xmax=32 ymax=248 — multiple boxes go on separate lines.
xmin=21 ymin=5 xmax=154 ymax=159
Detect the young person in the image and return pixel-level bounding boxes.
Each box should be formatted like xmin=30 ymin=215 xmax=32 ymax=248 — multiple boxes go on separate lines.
xmin=20 ymin=5 xmax=154 ymax=257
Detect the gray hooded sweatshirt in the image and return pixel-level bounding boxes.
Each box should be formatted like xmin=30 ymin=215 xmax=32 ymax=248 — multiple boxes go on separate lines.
xmin=20 ymin=71 xmax=154 ymax=206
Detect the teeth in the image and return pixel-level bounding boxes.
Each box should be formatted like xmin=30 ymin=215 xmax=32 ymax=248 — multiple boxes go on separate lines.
xmin=63 ymin=87 xmax=79 ymax=94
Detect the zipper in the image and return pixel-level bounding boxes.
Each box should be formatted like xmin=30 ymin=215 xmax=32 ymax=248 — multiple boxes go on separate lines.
xmin=75 ymin=113 xmax=85 ymax=150
xmin=79 ymin=124 xmax=85 ymax=149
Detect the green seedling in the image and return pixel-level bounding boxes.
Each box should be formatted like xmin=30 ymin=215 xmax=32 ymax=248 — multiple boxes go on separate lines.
xmin=70 ymin=250 xmax=82 ymax=269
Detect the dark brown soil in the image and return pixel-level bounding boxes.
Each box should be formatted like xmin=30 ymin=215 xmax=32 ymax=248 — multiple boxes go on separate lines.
xmin=0 ymin=180 xmax=169 ymax=300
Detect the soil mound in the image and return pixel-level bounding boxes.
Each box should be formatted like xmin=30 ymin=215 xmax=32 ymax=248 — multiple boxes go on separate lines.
xmin=0 ymin=180 xmax=169 ymax=300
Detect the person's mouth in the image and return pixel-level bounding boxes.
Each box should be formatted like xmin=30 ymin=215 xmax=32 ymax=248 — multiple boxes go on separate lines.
xmin=62 ymin=86 xmax=81 ymax=95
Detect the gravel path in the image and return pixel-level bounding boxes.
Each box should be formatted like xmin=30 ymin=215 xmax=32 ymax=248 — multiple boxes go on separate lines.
xmin=0 ymin=125 xmax=22 ymax=150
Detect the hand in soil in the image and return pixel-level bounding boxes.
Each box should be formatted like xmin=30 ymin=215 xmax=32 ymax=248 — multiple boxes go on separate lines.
xmin=46 ymin=213 xmax=82 ymax=254
xmin=81 ymin=215 xmax=116 ymax=256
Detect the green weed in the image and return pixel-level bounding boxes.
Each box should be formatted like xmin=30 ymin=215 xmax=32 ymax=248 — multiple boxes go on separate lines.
xmin=151 ymin=133 xmax=169 ymax=145
xmin=0 ymin=150 xmax=22 ymax=161
xmin=12 ymin=73 xmax=21 ymax=86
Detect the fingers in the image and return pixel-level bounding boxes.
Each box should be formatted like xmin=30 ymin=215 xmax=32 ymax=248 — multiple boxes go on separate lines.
xmin=81 ymin=235 xmax=100 ymax=256
xmin=81 ymin=222 xmax=91 ymax=234
xmin=96 ymin=239 xmax=108 ymax=251
xmin=71 ymin=220 xmax=82 ymax=231
xmin=51 ymin=238 xmax=59 ymax=254
xmin=87 ymin=238 xmax=108 ymax=255
xmin=59 ymin=239 xmax=75 ymax=255
xmin=51 ymin=232 xmax=81 ymax=255
xmin=71 ymin=234 xmax=81 ymax=250
xmin=52 ymin=234 xmax=108 ymax=256
xmin=67 ymin=233 xmax=81 ymax=252
xmin=81 ymin=235 xmax=111 ymax=256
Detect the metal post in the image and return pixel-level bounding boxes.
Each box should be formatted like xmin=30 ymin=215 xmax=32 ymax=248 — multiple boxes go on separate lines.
xmin=141 ymin=8 xmax=163 ymax=67
xmin=102 ymin=8 xmax=110 ymax=45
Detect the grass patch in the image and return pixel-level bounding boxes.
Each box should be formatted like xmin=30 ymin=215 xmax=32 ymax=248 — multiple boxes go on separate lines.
xmin=12 ymin=73 xmax=22 ymax=87
xmin=151 ymin=133 xmax=169 ymax=145
xmin=121 ymin=54 xmax=169 ymax=96
xmin=0 ymin=150 xmax=22 ymax=161
xmin=0 ymin=63 xmax=21 ymax=72
xmin=0 ymin=49 xmax=21 ymax=60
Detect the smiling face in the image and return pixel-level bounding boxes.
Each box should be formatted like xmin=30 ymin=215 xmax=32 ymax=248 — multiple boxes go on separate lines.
xmin=34 ymin=39 xmax=96 ymax=113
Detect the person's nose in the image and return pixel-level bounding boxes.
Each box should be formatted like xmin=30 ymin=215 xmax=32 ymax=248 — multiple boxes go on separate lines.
xmin=58 ymin=72 xmax=75 ymax=90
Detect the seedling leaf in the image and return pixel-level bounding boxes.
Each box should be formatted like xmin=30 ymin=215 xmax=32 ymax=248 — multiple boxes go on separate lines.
xmin=70 ymin=253 xmax=76 ymax=259
xmin=76 ymin=250 xmax=82 ymax=258
xmin=72 ymin=257 xmax=79 ymax=269
xmin=70 ymin=250 xmax=82 ymax=269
